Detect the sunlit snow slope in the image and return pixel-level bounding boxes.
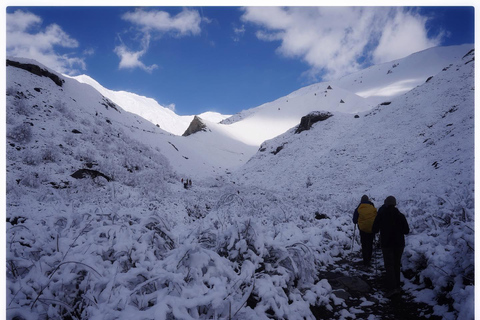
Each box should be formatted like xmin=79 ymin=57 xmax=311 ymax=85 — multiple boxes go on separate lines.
xmin=72 ymin=45 xmax=471 ymax=148
xmin=7 ymin=58 xmax=255 ymax=180
xmin=71 ymin=74 xmax=230 ymax=136
xmin=219 ymin=44 xmax=473 ymax=146
xmin=237 ymin=48 xmax=474 ymax=201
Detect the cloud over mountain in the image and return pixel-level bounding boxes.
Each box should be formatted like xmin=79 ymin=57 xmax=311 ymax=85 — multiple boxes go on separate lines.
xmin=241 ymin=7 xmax=442 ymax=81
xmin=115 ymin=8 xmax=205 ymax=72
xmin=6 ymin=10 xmax=86 ymax=75
xmin=121 ymin=8 xmax=203 ymax=36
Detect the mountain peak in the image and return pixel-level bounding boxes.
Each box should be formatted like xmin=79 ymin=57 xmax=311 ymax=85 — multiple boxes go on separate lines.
xmin=183 ymin=115 xmax=209 ymax=136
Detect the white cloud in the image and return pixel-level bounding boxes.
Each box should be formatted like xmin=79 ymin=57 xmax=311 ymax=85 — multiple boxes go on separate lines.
xmin=83 ymin=48 xmax=95 ymax=56
xmin=114 ymin=33 xmax=156 ymax=72
xmin=241 ymin=7 xmax=443 ymax=81
xmin=372 ymin=8 xmax=442 ymax=63
xmin=117 ymin=8 xmax=204 ymax=73
xmin=6 ymin=9 xmax=41 ymax=33
xmin=114 ymin=38 xmax=158 ymax=73
xmin=122 ymin=8 xmax=202 ymax=36
xmin=233 ymin=24 xmax=246 ymax=42
xmin=6 ymin=10 xmax=86 ymax=75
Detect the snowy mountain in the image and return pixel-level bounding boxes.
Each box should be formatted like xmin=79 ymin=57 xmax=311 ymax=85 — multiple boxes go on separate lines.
xmin=70 ymin=74 xmax=230 ymax=136
xmin=6 ymin=44 xmax=474 ymax=320
xmin=71 ymin=44 xmax=472 ymax=147
xmin=217 ymin=44 xmax=473 ymax=146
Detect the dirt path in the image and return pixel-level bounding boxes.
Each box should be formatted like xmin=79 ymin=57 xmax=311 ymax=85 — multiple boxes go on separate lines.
xmin=310 ymin=253 xmax=442 ymax=320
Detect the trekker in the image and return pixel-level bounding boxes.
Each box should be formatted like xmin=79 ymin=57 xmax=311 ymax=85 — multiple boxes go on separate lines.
xmin=352 ymin=195 xmax=377 ymax=267
xmin=372 ymin=196 xmax=410 ymax=298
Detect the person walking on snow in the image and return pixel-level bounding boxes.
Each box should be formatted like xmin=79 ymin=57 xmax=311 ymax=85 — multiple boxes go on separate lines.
xmin=353 ymin=195 xmax=377 ymax=267
xmin=372 ymin=196 xmax=410 ymax=298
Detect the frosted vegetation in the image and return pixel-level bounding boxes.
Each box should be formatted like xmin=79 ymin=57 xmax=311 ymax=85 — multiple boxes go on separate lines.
xmin=6 ymin=46 xmax=474 ymax=320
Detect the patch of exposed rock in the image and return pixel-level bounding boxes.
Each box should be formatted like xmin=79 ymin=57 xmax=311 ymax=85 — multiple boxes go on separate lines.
xmin=295 ymin=111 xmax=333 ymax=134
xmin=183 ymin=116 xmax=209 ymax=136
xmin=7 ymin=59 xmax=64 ymax=87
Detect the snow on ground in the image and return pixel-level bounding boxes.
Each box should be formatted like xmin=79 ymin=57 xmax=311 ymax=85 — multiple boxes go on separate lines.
xmin=5 ymin=45 xmax=474 ymax=320
xmin=234 ymin=47 xmax=475 ymax=319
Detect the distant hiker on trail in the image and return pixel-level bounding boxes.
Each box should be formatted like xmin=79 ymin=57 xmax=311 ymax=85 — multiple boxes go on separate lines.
xmin=372 ymin=196 xmax=410 ymax=298
xmin=183 ymin=179 xmax=192 ymax=189
xmin=353 ymin=195 xmax=377 ymax=267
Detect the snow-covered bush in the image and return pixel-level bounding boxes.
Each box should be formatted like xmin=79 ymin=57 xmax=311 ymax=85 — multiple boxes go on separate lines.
xmin=401 ymin=187 xmax=474 ymax=319
xmin=15 ymin=98 xmax=32 ymax=116
xmin=6 ymin=85 xmax=17 ymax=96
xmin=41 ymin=144 xmax=59 ymax=163
xmin=6 ymin=191 xmax=336 ymax=320
xmin=23 ymin=149 xmax=41 ymax=166
xmin=54 ymin=99 xmax=75 ymax=120
xmin=17 ymin=170 xmax=45 ymax=188
xmin=8 ymin=123 xmax=33 ymax=143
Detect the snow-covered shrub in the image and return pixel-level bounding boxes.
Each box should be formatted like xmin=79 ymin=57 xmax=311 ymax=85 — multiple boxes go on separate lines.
xmin=7 ymin=212 xmax=102 ymax=320
xmin=8 ymin=123 xmax=33 ymax=143
xmin=15 ymin=98 xmax=32 ymax=116
xmin=23 ymin=149 xmax=41 ymax=166
xmin=41 ymin=144 xmax=59 ymax=163
xmin=216 ymin=219 xmax=264 ymax=267
xmin=54 ymin=99 xmax=75 ymax=120
xmin=6 ymin=85 xmax=17 ymax=96
xmin=402 ymin=188 xmax=474 ymax=319
xmin=64 ymin=133 xmax=78 ymax=147
xmin=18 ymin=170 xmax=44 ymax=188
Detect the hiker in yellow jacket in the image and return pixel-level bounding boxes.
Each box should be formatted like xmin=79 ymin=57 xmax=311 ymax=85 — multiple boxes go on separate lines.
xmin=353 ymin=195 xmax=377 ymax=267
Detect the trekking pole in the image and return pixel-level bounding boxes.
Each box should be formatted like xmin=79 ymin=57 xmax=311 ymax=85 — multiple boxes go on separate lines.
xmin=351 ymin=224 xmax=356 ymax=255
xmin=374 ymin=234 xmax=378 ymax=276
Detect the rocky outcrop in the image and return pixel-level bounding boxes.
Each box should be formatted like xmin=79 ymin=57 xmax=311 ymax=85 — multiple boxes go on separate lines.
xmin=295 ymin=111 xmax=333 ymax=134
xmin=7 ymin=59 xmax=64 ymax=87
xmin=183 ymin=116 xmax=209 ymax=136
xmin=71 ymin=169 xmax=112 ymax=182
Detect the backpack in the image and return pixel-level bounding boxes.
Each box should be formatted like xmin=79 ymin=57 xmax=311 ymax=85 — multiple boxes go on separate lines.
xmin=357 ymin=203 xmax=377 ymax=233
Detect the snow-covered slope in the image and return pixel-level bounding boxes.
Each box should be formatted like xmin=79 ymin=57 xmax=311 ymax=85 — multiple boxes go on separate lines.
xmin=6 ymin=58 xmax=255 ymax=183
xmin=333 ymin=44 xmax=473 ymax=102
xmin=71 ymin=74 xmax=230 ymax=136
xmin=219 ymin=44 xmax=472 ymax=146
xmin=6 ymin=45 xmax=474 ymax=320
xmin=70 ymin=45 xmax=472 ymax=148
xmin=233 ymin=48 xmax=474 ymax=319
xmin=238 ymin=47 xmax=474 ymax=197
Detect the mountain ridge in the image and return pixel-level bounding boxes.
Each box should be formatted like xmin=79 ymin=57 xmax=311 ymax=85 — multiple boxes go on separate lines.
xmin=67 ymin=44 xmax=472 ymax=148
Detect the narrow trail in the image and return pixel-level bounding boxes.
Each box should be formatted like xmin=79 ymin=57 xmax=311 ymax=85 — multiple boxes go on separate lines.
xmin=311 ymin=251 xmax=442 ymax=320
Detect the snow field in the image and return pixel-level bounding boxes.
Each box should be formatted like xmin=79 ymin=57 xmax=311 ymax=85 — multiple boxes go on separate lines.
xmin=6 ymin=46 xmax=475 ymax=319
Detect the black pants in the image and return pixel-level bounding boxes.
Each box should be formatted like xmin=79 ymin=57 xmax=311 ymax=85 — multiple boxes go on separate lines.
xmin=382 ymin=246 xmax=405 ymax=291
xmin=359 ymin=230 xmax=375 ymax=266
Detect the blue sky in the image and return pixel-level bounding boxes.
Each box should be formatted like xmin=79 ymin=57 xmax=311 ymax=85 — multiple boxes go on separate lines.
xmin=6 ymin=6 xmax=475 ymax=116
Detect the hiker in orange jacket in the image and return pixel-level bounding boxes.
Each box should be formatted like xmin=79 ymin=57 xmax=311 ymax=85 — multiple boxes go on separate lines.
xmin=353 ymin=195 xmax=377 ymax=267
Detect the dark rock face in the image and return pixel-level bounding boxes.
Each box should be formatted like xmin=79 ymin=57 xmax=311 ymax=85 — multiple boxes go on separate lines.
xmin=183 ymin=116 xmax=208 ymax=137
xmin=71 ymin=169 xmax=112 ymax=182
xmin=315 ymin=212 xmax=329 ymax=220
xmin=295 ymin=111 xmax=333 ymax=134
xmin=7 ymin=59 xmax=64 ymax=87
xmin=271 ymin=144 xmax=286 ymax=155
